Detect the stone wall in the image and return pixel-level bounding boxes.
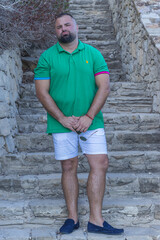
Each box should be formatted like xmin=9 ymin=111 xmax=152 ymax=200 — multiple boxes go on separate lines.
xmin=108 ymin=0 xmax=160 ymax=113
xmin=0 ymin=49 xmax=22 ymax=156
xmin=135 ymin=0 xmax=160 ymax=51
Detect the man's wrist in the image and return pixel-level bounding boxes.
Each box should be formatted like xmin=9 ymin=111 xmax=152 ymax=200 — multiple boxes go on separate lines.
xmin=58 ymin=114 xmax=66 ymax=124
xmin=86 ymin=113 xmax=94 ymax=121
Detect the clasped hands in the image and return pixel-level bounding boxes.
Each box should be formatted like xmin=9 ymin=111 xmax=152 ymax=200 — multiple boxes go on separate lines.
xmin=61 ymin=115 xmax=92 ymax=133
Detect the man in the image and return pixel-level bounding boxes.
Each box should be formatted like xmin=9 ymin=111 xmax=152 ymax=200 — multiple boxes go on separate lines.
xmin=34 ymin=12 xmax=124 ymax=235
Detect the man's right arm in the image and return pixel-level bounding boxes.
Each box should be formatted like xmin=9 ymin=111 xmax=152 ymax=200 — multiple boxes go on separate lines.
xmin=35 ymin=80 xmax=78 ymax=132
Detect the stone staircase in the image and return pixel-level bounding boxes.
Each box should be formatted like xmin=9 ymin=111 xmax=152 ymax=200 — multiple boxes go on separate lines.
xmin=1 ymin=0 xmax=160 ymax=239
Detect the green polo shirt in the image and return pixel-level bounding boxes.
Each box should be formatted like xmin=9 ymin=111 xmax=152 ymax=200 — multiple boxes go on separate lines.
xmin=34 ymin=40 xmax=110 ymax=133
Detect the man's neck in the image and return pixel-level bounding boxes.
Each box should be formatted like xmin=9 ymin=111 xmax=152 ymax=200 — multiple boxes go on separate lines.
xmin=59 ymin=39 xmax=79 ymax=53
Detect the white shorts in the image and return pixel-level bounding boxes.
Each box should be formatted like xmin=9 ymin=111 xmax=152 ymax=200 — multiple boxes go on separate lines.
xmin=52 ymin=128 xmax=107 ymax=160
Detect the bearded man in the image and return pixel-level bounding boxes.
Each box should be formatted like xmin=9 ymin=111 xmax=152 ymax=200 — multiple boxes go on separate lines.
xmin=34 ymin=12 xmax=124 ymax=235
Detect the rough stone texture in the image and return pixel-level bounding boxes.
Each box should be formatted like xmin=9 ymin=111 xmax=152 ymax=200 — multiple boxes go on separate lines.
xmin=108 ymin=0 xmax=160 ymax=113
xmin=0 ymin=226 xmax=159 ymax=240
xmin=0 ymin=197 xmax=159 ymax=227
xmin=1 ymin=173 xmax=160 ymax=200
xmin=1 ymin=151 xmax=160 ymax=177
xmin=15 ymin=130 xmax=160 ymax=152
xmin=135 ymin=0 xmax=160 ymax=50
xmin=0 ymin=49 xmax=22 ymax=155
xmin=0 ymin=199 xmax=160 ymax=239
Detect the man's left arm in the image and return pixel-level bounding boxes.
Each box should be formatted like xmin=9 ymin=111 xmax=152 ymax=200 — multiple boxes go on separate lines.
xmin=74 ymin=73 xmax=110 ymax=132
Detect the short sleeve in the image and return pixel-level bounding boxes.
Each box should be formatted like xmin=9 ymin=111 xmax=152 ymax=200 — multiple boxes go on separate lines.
xmin=93 ymin=49 xmax=110 ymax=77
xmin=34 ymin=54 xmax=50 ymax=80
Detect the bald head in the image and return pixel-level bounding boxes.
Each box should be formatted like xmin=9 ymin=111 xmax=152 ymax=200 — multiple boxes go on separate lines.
xmin=55 ymin=12 xmax=76 ymax=22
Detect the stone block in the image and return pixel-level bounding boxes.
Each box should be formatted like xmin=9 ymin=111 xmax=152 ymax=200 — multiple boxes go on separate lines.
xmin=0 ymin=202 xmax=24 ymax=219
xmin=32 ymin=228 xmax=57 ymax=240
xmin=5 ymin=135 xmax=15 ymax=153
xmin=0 ymin=88 xmax=10 ymax=104
xmin=21 ymin=176 xmax=38 ymax=191
xmin=29 ymin=200 xmax=65 ymax=218
xmin=0 ymin=136 xmax=5 ymax=147
xmin=139 ymin=177 xmax=160 ymax=193
xmin=0 ymin=103 xmax=9 ymax=118
xmin=0 ymin=71 xmax=6 ymax=87
xmin=0 ymin=228 xmax=30 ymax=240
xmin=0 ymin=178 xmax=12 ymax=191
xmin=153 ymin=92 xmax=160 ymax=113
xmin=154 ymin=205 xmax=160 ymax=220
xmin=0 ymin=118 xmax=11 ymax=136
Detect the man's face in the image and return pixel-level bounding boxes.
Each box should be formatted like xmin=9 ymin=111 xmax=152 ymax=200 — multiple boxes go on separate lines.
xmin=55 ymin=15 xmax=78 ymax=44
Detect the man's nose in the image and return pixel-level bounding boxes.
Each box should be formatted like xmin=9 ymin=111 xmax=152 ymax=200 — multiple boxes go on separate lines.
xmin=62 ymin=26 xmax=66 ymax=32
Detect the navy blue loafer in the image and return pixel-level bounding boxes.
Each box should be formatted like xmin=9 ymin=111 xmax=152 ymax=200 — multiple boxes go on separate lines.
xmin=87 ymin=221 xmax=124 ymax=235
xmin=60 ymin=219 xmax=79 ymax=234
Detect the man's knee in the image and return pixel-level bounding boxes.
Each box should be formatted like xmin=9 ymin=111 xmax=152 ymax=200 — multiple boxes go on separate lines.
xmin=61 ymin=158 xmax=78 ymax=173
xmin=88 ymin=154 xmax=109 ymax=172
xmin=103 ymin=155 xmax=109 ymax=170
xmin=97 ymin=155 xmax=108 ymax=171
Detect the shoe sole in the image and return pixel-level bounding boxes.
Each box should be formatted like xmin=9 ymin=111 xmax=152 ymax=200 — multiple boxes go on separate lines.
xmin=87 ymin=230 xmax=124 ymax=235
xmin=60 ymin=227 xmax=79 ymax=234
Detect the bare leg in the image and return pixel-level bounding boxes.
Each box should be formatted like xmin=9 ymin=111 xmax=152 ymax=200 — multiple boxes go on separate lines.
xmin=61 ymin=157 xmax=79 ymax=223
xmin=86 ymin=154 xmax=109 ymax=226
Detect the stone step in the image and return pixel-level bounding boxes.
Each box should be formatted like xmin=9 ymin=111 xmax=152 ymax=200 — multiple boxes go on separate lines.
xmin=19 ymin=82 xmax=149 ymax=99
xmin=15 ymin=130 xmax=160 ymax=152
xmin=70 ymin=4 xmax=111 ymax=10
xmin=18 ymin=96 xmax=152 ymax=112
xmin=0 ymin=226 xmax=160 ymax=240
xmin=0 ymin=196 xmax=160 ymax=228
xmin=78 ymin=34 xmax=116 ymax=45
xmin=22 ymin=40 xmax=118 ymax=60
xmin=19 ymin=80 xmax=151 ymax=99
xmin=84 ymin=42 xmax=121 ymax=62
xmin=30 ymin=40 xmax=120 ymax=58
xmin=22 ymin=47 xmax=120 ymax=73
xmin=79 ymin=32 xmax=116 ymax=43
xmin=69 ymin=2 xmax=112 ymax=12
xmin=0 ymin=172 xmax=160 ymax=199
xmin=17 ymin=96 xmax=153 ymax=115
xmin=77 ymin=21 xmax=113 ymax=28
xmin=22 ymin=70 xmax=125 ymax=84
xmin=27 ymin=39 xmax=118 ymax=56
xmin=1 ymin=151 xmax=160 ymax=176
xmin=23 ymin=59 xmax=121 ymax=74
xmin=78 ymin=29 xmax=115 ymax=38
xmin=70 ymin=8 xmax=111 ymax=14
xmin=22 ymin=69 xmax=126 ymax=84
xmin=103 ymin=96 xmax=153 ymax=113
xmin=16 ymin=113 xmax=160 ymax=134
xmin=70 ymin=2 xmax=110 ymax=9
xmin=69 ymin=13 xmax=112 ymax=23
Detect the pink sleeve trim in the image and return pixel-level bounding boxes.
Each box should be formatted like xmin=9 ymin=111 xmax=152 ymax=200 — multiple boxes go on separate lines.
xmin=94 ymin=71 xmax=110 ymax=76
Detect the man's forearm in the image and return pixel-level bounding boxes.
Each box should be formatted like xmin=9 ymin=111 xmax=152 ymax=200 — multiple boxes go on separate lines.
xmin=74 ymin=82 xmax=110 ymax=133
xmin=87 ymin=85 xmax=110 ymax=119
xmin=37 ymin=91 xmax=65 ymax=123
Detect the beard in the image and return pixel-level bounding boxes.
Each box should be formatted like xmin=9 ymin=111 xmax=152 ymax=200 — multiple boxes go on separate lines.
xmin=58 ymin=32 xmax=76 ymax=44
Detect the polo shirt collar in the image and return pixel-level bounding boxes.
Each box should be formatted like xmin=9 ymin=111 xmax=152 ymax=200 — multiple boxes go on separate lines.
xmin=56 ymin=40 xmax=84 ymax=53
